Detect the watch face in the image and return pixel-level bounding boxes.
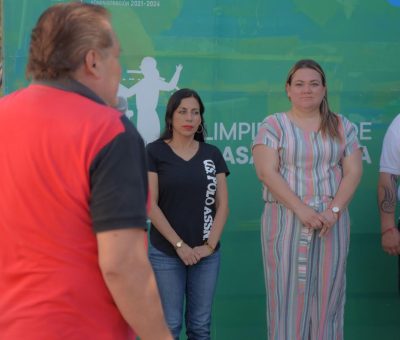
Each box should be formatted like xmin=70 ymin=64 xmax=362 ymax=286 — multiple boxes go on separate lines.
xmin=332 ymin=206 xmax=340 ymax=213
xmin=176 ymin=241 xmax=183 ymax=248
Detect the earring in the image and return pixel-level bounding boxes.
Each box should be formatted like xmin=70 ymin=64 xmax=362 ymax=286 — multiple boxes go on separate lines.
xmin=196 ymin=124 xmax=204 ymax=134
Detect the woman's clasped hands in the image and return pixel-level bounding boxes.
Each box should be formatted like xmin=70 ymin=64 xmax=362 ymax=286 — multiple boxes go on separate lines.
xmin=176 ymin=242 xmax=214 ymax=266
xmin=295 ymin=205 xmax=338 ymax=237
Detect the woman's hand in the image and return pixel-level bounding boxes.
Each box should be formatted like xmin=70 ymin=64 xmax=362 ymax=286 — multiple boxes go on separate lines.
xmin=176 ymin=243 xmax=201 ymax=266
xmin=294 ymin=205 xmax=325 ymax=229
xmin=193 ymin=245 xmax=214 ymax=260
xmin=318 ymin=209 xmax=338 ymax=237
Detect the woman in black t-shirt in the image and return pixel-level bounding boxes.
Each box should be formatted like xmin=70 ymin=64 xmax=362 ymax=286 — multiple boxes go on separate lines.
xmin=147 ymin=88 xmax=229 ymax=340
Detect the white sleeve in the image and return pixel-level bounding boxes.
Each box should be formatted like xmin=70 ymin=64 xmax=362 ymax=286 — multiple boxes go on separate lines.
xmin=380 ymin=114 xmax=400 ymax=175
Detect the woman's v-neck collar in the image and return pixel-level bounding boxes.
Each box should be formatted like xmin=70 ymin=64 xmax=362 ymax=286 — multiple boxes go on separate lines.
xmin=282 ymin=112 xmax=320 ymax=135
xmin=163 ymin=140 xmax=201 ymax=162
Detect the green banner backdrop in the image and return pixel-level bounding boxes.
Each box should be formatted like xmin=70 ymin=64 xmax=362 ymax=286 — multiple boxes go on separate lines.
xmin=3 ymin=0 xmax=400 ymax=338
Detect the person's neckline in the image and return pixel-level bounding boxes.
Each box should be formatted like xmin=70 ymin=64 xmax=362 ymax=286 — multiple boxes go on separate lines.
xmin=32 ymin=77 xmax=106 ymax=105
xmin=283 ymin=111 xmax=321 ymax=134
xmin=163 ymin=139 xmax=201 ymax=162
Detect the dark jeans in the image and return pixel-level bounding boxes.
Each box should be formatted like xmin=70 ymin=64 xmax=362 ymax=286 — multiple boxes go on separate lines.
xmin=149 ymin=245 xmax=220 ymax=340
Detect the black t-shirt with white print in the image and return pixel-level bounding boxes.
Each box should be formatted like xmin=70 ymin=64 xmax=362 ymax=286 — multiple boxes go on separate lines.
xmin=146 ymin=139 xmax=229 ymax=256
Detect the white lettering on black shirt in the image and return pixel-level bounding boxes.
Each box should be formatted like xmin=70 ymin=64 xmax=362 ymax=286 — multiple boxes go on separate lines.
xmin=203 ymin=159 xmax=217 ymax=240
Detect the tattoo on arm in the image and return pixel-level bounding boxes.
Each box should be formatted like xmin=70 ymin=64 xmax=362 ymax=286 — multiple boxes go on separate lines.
xmin=380 ymin=174 xmax=398 ymax=213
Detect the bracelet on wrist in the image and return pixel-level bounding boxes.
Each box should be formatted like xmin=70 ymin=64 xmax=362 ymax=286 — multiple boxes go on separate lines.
xmin=382 ymin=227 xmax=396 ymax=236
xmin=204 ymin=240 xmax=215 ymax=253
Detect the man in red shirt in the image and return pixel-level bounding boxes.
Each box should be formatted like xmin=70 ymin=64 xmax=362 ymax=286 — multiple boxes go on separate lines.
xmin=0 ymin=3 xmax=171 ymax=340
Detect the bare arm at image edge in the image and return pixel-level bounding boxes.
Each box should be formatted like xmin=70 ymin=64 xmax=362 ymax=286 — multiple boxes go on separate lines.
xmin=378 ymin=116 xmax=400 ymax=255
xmin=378 ymin=172 xmax=400 ymax=255
xmin=97 ymin=228 xmax=173 ymax=340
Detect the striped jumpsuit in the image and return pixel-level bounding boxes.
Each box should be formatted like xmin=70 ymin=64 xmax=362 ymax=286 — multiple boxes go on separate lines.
xmin=253 ymin=113 xmax=361 ymax=340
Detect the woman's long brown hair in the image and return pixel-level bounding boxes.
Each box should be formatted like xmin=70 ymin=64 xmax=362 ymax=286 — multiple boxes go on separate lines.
xmin=286 ymin=59 xmax=341 ymax=140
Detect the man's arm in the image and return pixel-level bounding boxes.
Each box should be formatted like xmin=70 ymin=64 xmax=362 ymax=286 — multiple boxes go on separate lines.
xmin=377 ymin=172 xmax=400 ymax=255
xmin=97 ymin=228 xmax=172 ymax=340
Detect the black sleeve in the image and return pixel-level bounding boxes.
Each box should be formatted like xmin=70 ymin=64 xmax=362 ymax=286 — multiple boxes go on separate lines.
xmin=89 ymin=116 xmax=148 ymax=233
xmin=213 ymin=145 xmax=230 ymax=176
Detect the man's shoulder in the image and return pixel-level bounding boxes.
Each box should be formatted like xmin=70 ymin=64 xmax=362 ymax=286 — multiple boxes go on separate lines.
xmin=384 ymin=113 xmax=400 ymax=142
xmin=0 ymin=86 xmax=29 ymax=103
xmin=389 ymin=113 xmax=400 ymax=129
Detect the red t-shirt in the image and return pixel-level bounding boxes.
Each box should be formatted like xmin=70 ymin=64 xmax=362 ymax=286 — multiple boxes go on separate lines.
xmin=0 ymin=82 xmax=148 ymax=340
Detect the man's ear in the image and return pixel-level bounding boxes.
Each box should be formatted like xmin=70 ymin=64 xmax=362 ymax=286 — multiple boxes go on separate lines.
xmin=83 ymin=49 xmax=101 ymax=77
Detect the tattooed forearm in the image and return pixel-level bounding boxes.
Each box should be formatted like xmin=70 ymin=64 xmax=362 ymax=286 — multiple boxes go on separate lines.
xmin=380 ymin=174 xmax=398 ymax=213
xmin=381 ymin=187 xmax=396 ymax=213
xmin=390 ymin=174 xmax=398 ymax=188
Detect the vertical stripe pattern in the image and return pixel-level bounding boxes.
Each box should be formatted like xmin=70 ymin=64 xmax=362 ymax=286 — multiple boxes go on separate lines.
xmin=254 ymin=112 xmax=360 ymax=340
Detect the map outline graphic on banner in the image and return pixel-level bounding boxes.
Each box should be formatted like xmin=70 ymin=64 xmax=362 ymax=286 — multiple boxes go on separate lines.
xmin=118 ymin=56 xmax=183 ymax=144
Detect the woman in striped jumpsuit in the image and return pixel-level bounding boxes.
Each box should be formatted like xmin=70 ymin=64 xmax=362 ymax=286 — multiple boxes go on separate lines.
xmin=252 ymin=59 xmax=362 ymax=340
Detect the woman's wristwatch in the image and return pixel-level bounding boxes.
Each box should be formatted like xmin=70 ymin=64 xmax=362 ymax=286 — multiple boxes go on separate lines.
xmin=174 ymin=240 xmax=183 ymax=249
xmin=331 ymin=206 xmax=340 ymax=215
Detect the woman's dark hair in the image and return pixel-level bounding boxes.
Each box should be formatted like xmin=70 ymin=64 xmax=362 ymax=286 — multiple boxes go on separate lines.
xmin=286 ymin=59 xmax=340 ymax=140
xmin=160 ymin=88 xmax=207 ymax=142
